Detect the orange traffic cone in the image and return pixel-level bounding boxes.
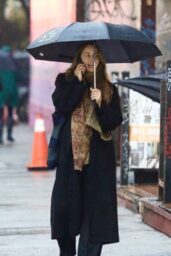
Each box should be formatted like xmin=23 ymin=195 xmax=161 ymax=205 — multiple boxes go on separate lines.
xmin=27 ymin=114 xmax=48 ymax=171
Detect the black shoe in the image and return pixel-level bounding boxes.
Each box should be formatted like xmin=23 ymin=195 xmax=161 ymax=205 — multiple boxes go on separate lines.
xmin=60 ymin=252 xmax=76 ymax=256
xmin=59 ymin=247 xmax=76 ymax=256
xmin=7 ymin=136 xmax=15 ymax=142
xmin=0 ymin=139 xmax=3 ymax=145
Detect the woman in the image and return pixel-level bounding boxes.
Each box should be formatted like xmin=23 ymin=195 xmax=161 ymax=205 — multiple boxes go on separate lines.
xmin=50 ymin=43 xmax=123 ymax=256
xmin=0 ymin=74 xmax=19 ymax=144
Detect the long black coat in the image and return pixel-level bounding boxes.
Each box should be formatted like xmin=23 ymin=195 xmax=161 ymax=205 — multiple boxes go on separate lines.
xmin=50 ymin=73 xmax=123 ymax=245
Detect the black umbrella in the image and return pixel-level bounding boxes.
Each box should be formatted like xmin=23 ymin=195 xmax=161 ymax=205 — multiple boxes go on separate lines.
xmin=26 ymin=21 xmax=162 ymax=89
xmin=116 ymin=72 xmax=166 ymax=103
xmin=26 ymin=21 xmax=161 ymax=63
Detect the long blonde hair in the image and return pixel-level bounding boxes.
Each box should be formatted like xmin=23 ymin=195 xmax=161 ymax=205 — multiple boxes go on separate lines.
xmin=66 ymin=43 xmax=113 ymax=104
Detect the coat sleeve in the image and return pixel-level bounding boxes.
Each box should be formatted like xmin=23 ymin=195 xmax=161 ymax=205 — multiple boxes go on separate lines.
xmin=52 ymin=73 xmax=89 ymax=114
xmin=95 ymin=85 xmax=123 ymax=132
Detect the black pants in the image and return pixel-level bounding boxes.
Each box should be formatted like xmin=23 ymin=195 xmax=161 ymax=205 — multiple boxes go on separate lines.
xmin=0 ymin=106 xmax=13 ymax=141
xmin=57 ymin=213 xmax=103 ymax=256
xmin=57 ymin=165 xmax=103 ymax=256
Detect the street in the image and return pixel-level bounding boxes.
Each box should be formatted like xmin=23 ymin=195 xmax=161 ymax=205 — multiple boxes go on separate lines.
xmin=0 ymin=125 xmax=171 ymax=256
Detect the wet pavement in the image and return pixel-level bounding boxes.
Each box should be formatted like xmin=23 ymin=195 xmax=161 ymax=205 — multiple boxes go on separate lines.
xmin=0 ymin=124 xmax=171 ymax=256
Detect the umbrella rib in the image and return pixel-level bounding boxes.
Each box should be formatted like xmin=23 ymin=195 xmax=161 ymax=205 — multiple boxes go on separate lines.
xmin=102 ymin=22 xmax=110 ymax=39
xmin=119 ymin=40 xmax=131 ymax=62
xmin=57 ymin=22 xmax=75 ymax=42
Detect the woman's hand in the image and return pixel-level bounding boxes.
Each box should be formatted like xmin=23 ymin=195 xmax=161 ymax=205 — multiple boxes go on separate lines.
xmin=90 ymin=88 xmax=102 ymax=107
xmin=74 ymin=64 xmax=86 ymax=81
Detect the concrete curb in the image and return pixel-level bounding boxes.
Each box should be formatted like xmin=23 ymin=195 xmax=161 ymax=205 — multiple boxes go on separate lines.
xmin=117 ymin=185 xmax=171 ymax=237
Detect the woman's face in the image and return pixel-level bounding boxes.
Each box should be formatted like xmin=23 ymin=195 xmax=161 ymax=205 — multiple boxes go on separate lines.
xmin=80 ymin=45 xmax=100 ymax=73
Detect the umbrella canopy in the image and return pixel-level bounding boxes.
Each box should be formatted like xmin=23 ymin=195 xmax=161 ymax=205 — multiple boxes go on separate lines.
xmin=26 ymin=21 xmax=161 ymax=63
xmin=116 ymin=72 xmax=166 ymax=103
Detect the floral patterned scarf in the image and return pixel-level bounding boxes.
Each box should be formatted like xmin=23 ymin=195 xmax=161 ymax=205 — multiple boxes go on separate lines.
xmin=71 ymin=88 xmax=113 ymax=171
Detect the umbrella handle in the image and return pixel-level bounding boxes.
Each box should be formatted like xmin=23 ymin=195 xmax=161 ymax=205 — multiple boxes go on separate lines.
xmin=93 ymin=42 xmax=97 ymax=89
xmin=94 ymin=56 xmax=96 ymax=89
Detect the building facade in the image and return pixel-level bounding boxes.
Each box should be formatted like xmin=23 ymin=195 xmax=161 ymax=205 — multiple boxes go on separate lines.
xmin=29 ymin=0 xmax=76 ymax=131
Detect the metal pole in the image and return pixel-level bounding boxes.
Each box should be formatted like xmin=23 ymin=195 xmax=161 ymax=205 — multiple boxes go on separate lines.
xmin=163 ymin=60 xmax=171 ymax=203
xmin=120 ymin=71 xmax=130 ymax=185
xmin=158 ymin=79 xmax=166 ymax=201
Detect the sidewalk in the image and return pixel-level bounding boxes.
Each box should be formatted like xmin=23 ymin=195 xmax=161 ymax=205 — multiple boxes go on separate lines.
xmin=0 ymin=124 xmax=171 ymax=256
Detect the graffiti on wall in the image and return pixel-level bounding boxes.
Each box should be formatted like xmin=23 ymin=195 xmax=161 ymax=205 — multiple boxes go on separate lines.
xmin=167 ymin=65 xmax=171 ymax=91
xmin=84 ymin=0 xmax=136 ymax=22
xmin=165 ymin=62 xmax=171 ymax=158
xmin=156 ymin=6 xmax=171 ymax=72
xmin=164 ymin=106 xmax=171 ymax=158
xmin=158 ymin=12 xmax=171 ymax=36
xmin=120 ymin=88 xmax=129 ymax=184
